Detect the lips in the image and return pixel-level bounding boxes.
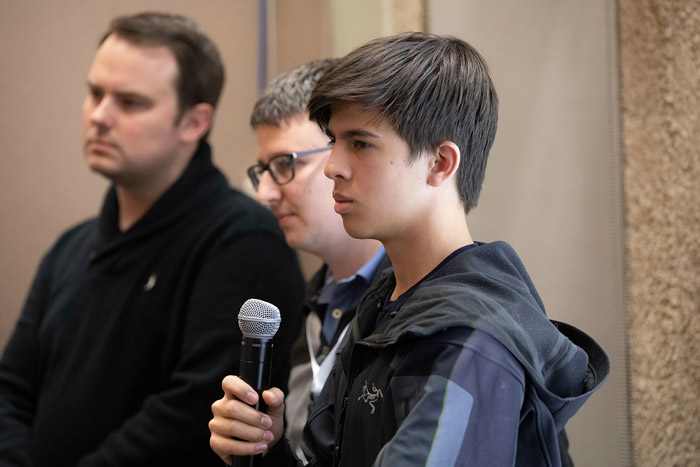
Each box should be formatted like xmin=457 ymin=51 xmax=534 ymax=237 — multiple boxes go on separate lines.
xmin=332 ymin=192 xmax=353 ymax=215
xmin=86 ymin=138 xmax=118 ymax=154
xmin=274 ymin=211 xmax=295 ymax=227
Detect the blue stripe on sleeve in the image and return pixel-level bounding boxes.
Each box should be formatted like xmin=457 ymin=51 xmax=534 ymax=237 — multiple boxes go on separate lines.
xmin=427 ymin=379 xmax=474 ymax=467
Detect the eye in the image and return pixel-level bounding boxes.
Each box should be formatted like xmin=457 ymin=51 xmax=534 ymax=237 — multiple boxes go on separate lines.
xmin=119 ymin=97 xmax=147 ymax=111
xmin=270 ymin=155 xmax=294 ymax=173
xmin=327 ymin=138 xmax=336 ymax=147
xmin=353 ymin=140 xmax=370 ymax=150
xmin=88 ymin=87 xmax=103 ymax=103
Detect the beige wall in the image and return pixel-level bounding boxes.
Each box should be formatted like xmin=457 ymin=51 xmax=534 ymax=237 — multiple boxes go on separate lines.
xmin=0 ymin=1 xmax=260 ymax=346
xmin=271 ymin=0 xmax=331 ymax=75
xmin=265 ymin=0 xmax=331 ymax=276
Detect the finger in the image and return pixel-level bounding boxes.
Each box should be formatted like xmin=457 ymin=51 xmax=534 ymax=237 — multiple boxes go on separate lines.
xmin=261 ymin=387 xmax=285 ymax=418
xmin=221 ymin=375 xmax=258 ymax=404
xmin=209 ymin=415 xmax=275 ymax=443
xmin=211 ymin=397 xmax=269 ymax=428
xmin=261 ymin=387 xmax=285 ymax=406
xmin=209 ymin=433 xmax=233 ymax=466
xmin=210 ymin=431 xmax=268 ymax=459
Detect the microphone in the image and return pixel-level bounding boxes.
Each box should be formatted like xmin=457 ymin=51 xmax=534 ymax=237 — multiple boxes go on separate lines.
xmin=234 ymin=299 xmax=281 ymax=467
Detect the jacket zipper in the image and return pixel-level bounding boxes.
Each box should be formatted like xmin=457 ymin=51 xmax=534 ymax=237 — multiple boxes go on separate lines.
xmin=333 ymin=297 xmax=385 ymax=466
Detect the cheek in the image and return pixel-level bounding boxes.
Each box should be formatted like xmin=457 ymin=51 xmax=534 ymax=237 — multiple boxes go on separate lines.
xmin=124 ymin=119 xmax=177 ymax=149
xmin=309 ymin=177 xmax=336 ymax=209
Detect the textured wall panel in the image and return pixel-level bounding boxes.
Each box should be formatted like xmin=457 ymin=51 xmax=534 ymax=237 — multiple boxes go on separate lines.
xmin=620 ymin=1 xmax=700 ymax=465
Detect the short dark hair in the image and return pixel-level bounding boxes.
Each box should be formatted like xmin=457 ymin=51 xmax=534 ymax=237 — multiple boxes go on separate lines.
xmin=100 ymin=12 xmax=225 ymax=122
xmin=308 ymin=32 xmax=498 ymax=213
xmin=250 ymin=58 xmax=338 ymax=129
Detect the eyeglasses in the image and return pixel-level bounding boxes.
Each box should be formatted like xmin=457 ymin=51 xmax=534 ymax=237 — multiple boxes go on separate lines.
xmin=247 ymin=146 xmax=331 ymax=189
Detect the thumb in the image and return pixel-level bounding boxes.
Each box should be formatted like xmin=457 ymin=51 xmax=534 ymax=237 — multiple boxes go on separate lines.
xmin=262 ymin=387 xmax=285 ymax=414
xmin=261 ymin=387 xmax=286 ymax=442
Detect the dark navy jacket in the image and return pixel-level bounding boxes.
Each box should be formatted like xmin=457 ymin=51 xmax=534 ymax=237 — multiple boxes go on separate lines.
xmin=285 ymin=255 xmax=393 ymax=456
xmin=265 ymin=241 xmax=609 ymax=466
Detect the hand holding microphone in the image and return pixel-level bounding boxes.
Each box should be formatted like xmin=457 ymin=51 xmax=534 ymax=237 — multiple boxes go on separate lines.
xmin=209 ymin=299 xmax=287 ymax=466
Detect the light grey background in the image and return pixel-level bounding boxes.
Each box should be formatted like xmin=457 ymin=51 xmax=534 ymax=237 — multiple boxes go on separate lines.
xmin=428 ymin=1 xmax=628 ymax=465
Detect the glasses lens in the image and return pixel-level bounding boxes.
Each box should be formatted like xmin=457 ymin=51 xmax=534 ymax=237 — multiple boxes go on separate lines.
xmin=247 ymin=165 xmax=262 ymax=189
xmin=269 ymin=155 xmax=295 ymax=185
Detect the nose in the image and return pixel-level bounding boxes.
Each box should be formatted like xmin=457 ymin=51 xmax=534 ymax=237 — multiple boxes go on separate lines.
xmin=85 ymin=95 xmax=114 ymax=129
xmin=256 ymin=170 xmax=282 ymax=207
xmin=323 ymin=146 xmax=350 ymax=181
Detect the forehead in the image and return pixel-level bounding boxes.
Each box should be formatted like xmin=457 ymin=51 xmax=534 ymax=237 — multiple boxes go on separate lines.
xmin=327 ymin=103 xmax=386 ymax=134
xmin=88 ymin=35 xmax=178 ymax=97
xmin=255 ymin=114 xmax=328 ymax=162
xmin=328 ymin=103 xmax=406 ymax=146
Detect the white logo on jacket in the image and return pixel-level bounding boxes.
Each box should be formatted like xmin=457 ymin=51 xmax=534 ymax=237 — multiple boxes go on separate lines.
xmin=143 ymin=274 xmax=157 ymax=291
xmin=358 ymin=380 xmax=384 ymax=414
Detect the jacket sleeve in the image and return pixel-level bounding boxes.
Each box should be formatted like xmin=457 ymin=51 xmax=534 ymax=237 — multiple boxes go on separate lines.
xmin=76 ymin=231 xmax=305 ymax=466
xmin=374 ymin=328 xmax=526 ymax=466
xmin=0 ymin=253 xmax=52 ymax=467
xmin=262 ymin=437 xmax=307 ymax=467
xmin=263 ymin=343 xmax=343 ymax=467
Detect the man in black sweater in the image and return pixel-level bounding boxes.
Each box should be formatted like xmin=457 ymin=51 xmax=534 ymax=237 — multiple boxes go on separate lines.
xmin=0 ymin=12 xmax=304 ymax=466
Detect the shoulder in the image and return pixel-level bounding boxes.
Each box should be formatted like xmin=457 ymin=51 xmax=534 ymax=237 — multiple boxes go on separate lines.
xmin=305 ymin=264 xmax=329 ymax=300
xmin=404 ymin=327 xmax=526 ymax=385
xmin=48 ymin=217 xmax=98 ymax=261
xmin=29 ymin=217 xmax=99 ymax=288
xmin=190 ymin=187 xmax=285 ymax=244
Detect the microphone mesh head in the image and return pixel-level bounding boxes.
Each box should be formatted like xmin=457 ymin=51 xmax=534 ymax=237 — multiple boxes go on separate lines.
xmin=238 ymin=298 xmax=281 ymax=338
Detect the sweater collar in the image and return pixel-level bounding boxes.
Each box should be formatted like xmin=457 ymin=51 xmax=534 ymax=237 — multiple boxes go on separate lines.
xmin=95 ymin=140 xmax=227 ymax=254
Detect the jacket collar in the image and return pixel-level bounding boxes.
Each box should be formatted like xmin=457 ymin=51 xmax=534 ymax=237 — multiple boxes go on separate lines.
xmin=348 ymin=242 xmax=609 ymax=400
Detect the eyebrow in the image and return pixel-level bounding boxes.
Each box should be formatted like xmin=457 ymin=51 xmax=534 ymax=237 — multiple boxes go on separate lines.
xmin=326 ymin=128 xmax=380 ymax=140
xmin=86 ymin=81 xmax=152 ymax=103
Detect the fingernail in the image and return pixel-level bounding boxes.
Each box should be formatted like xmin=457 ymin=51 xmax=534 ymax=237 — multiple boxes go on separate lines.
xmin=260 ymin=415 xmax=272 ymax=428
xmin=263 ymin=431 xmax=274 ymax=442
xmin=256 ymin=443 xmax=268 ymax=453
xmin=246 ymin=390 xmax=257 ymax=404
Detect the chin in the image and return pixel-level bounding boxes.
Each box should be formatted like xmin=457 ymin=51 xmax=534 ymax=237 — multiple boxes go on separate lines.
xmin=283 ymin=233 xmax=306 ymax=250
xmin=86 ymin=162 xmax=113 ymax=179
xmin=341 ymin=220 xmax=371 ymax=240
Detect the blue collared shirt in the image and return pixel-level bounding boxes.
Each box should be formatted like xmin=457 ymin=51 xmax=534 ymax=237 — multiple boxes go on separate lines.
xmin=317 ymin=246 xmax=386 ymax=344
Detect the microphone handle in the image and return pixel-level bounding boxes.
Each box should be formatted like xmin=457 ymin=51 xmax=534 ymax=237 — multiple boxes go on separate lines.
xmin=239 ymin=359 xmax=271 ymax=413
xmin=234 ymin=337 xmax=273 ymax=467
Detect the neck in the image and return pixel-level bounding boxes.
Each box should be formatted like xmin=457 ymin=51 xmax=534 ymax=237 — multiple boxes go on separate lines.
xmin=115 ymin=143 xmax=197 ymax=231
xmin=384 ymin=204 xmax=472 ymax=300
xmin=321 ymin=238 xmax=383 ymax=281
xmin=115 ymin=184 xmax=166 ymax=231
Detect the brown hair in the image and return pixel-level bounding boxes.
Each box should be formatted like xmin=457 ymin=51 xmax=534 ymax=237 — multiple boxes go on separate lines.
xmin=308 ymin=32 xmax=498 ymax=213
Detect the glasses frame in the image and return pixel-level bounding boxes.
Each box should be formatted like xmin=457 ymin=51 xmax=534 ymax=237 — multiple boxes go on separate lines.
xmin=247 ymin=146 xmax=331 ymax=189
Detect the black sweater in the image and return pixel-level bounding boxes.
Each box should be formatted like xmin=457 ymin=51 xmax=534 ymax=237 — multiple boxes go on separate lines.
xmin=0 ymin=142 xmax=305 ymax=466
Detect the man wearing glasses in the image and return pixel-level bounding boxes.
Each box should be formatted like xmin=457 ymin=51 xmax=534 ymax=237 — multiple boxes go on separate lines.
xmin=243 ymin=59 xmax=391 ymax=459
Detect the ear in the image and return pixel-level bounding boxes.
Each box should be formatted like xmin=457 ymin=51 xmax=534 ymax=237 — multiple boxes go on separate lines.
xmin=426 ymin=141 xmax=460 ymax=187
xmin=178 ymin=103 xmax=214 ymax=143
